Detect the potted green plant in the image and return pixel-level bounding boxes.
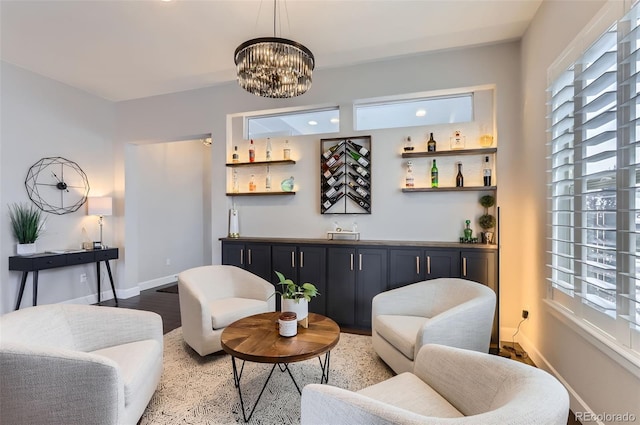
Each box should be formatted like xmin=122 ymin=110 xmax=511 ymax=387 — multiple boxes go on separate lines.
xmin=479 ymin=195 xmax=496 ymax=244
xmin=273 ymin=270 xmax=319 ymax=328
xmin=8 ymin=202 xmax=45 ymax=255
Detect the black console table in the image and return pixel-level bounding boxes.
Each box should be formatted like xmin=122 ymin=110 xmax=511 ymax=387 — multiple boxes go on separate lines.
xmin=9 ymin=248 xmax=119 ymax=310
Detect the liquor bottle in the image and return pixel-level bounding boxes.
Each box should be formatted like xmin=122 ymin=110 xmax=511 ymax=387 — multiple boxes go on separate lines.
xmin=324 ymin=182 xmax=345 ymax=199
xmin=348 ymin=162 xmax=369 ymax=178
xmin=347 ymin=140 xmax=369 ymax=158
xmin=405 ymin=161 xmax=414 ymax=188
xmin=464 ymin=219 xmax=473 ymax=241
xmin=283 ymin=139 xmax=291 ymax=160
xmin=347 ymin=148 xmax=369 ymax=167
xmin=347 ymin=192 xmax=371 ymax=211
xmin=483 ymin=156 xmax=492 ymax=186
xmin=266 ymin=138 xmax=272 ymax=160
xmin=325 ymin=170 xmax=344 ymax=187
xmin=265 ymin=166 xmax=271 ymax=191
xmin=456 ymin=162 xmax=464 ymax=187
xmin=232 ymin=169 xmax=239 ymax=193
xmin=403 ymin=136 xmax=414 ymax=152
xmin=232 ymin=146 xmax=239 ymax=163
xmin=249 ymin=139 xmax=255 ymax=163
xmin=430 ymin=159 xmax=438 ymax=188
xmin=450 ymin=130 xmax=465 ymax=150
xmin=323 ymin=162 xmax=343 ymax=179
xmin=348 ymin=182 xmax=370 ymax=199
xmin=249 ymin=174 xmax=256 ymax=192
xmin=322 ymin=191 xmax=344 ymax=213
xmin=322 ymin=141 xmax=344 ymax=159
xmin=427 ymin=133 xmax=436 ymax=152
xmin=348 ymin=172 xmax=370 ymax=188
xmin=324 ymin=151 xmax=343 ymax=169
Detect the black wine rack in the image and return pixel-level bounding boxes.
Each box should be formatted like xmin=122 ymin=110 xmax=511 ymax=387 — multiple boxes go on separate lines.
xmin=320 ymin=135 xmax=372 ymax=214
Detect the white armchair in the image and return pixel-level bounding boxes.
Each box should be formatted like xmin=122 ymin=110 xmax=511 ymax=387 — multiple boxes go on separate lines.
xmin=372 ymin=278 xmax=496 ymax=374
xmin=0 ymin=304 xmax=163 ymax=425
xmin=178 ymin=265 xmax=275 ymax=356
xmin=302 ymin=344 xmax=570 ymax=425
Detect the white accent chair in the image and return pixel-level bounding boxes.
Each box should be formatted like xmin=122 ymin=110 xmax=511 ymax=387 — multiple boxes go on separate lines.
xmin=372 ymin=278 xmax=496 ymax=374
xmin=301 ymin=344 xmax=570 ymax=425
xmin=178 ymin=265 xmax=275 ymax=356
xmin=0 ymin=304 xmax=163 ymax=425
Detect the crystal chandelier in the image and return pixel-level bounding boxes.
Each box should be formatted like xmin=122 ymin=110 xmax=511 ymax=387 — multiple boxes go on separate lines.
xmin=234 ymin=2 xmax=315 ymax=98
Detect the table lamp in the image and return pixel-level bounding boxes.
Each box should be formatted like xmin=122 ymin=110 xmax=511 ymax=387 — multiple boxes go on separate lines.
xmin=88 ymin=196 xmax=112 ymax=248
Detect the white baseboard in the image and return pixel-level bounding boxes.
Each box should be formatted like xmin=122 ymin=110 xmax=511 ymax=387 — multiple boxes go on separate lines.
xmin=61 ymin=274 xmax=177 ymax=305
xmin=138 ymin=274 xmax=178 ymax=291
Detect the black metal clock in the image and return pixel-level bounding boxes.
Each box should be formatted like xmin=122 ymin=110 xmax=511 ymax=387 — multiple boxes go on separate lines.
xmin=25 ymin=157 xmax=90 ymax=215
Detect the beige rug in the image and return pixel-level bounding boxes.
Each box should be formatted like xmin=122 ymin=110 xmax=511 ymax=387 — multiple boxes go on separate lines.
xmin=139 ymin=327 xmax=394 ymax=425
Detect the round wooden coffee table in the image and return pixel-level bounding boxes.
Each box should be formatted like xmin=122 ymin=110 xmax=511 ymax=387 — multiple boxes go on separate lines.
xmin=221 ymin=312 xmax=340 ymax=422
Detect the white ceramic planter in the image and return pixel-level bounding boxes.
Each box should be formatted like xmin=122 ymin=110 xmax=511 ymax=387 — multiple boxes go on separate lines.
xmin=16 ymin=243 xmax=36 ymax=256
xmin=281 ymin=297 xmax=308 ymax=320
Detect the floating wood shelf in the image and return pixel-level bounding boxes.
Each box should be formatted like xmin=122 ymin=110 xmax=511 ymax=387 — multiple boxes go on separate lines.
xmin=401 ymin=147 xmax=497 ymax=158
xmin=402 ymin=186 xmax=497 ymax=193
xmin=226 ymin=191 xmax=296 ymax=196
xmin=226 ymin=159 xmax=296 ymax=167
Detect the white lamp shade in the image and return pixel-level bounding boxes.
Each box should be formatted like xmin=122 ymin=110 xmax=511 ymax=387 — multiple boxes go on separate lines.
xmin=88 ymin=196 xmax=113 ymax=216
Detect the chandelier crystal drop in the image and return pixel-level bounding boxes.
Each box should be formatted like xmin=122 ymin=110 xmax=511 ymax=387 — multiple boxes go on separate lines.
xmin=234 ymin=37 xmax=315 ymax=98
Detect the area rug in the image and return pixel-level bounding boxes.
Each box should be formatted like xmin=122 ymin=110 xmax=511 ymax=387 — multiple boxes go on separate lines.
xmin=139 ymin=327 xmax=394 ymax=425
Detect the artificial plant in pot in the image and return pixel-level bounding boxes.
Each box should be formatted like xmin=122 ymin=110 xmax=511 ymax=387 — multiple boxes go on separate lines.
xmin=478 ymin=195 xmax=496 ymax=244
xmin=274 ymin=270 xmax=319 ymax=328
xmin=8 ymin=202 xmax=45 ymax=255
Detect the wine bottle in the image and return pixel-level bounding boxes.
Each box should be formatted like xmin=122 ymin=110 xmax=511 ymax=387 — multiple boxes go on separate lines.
xmin=323 ymin=162 xmax=343 ymax=178
xmin=325 ymin=170 xmax=345 ymax=187
xmin=232 ymin=146 xmax=239 ymax=163
xmin=322 ymin=140 xmax=344 ymax=159
xmin=347 ymin=148 xmax=369 ymax=167
xmin=347 ymin=192 xmax=371 ymax=211
xmin=348 ymin=162 xmax=369 ymax=178
xmin=456 ymin=162 xmax=464 ymax=187
xmin=324 ymin=151 xmax=343 ymax=169
xmin=283 ymin=139 xmax=291 ymax=160
xmin=249 ymin=174 xmax=256 ymax=192
xmin=322 ymin=191 xmax=344 ymax=213
xmin=427 ymin=133 xmax=436 ymax=152
xmin=406 ymin=161 xmax=414 ymax=188
xmin=483 ymin=156 xmax=492 ymax=186
xmin=266 ymin=138 xmax=272 ymax=160
xmin=324 ymin=182 xmax=345 ymax=199
xmin=265 ymin=166 xmax=271 ymax=191
xmin=348 ymin=182 xmax=370 ymax=199
xmin=249 ymin=139 xmax=255 ymax=163
xmin=348 ymin=172 xmax=369 ymax=188
xmin=347 ymin=140 xmax=369 ymax=157
xmin=431 ymin=159 xmax=438 ymax=188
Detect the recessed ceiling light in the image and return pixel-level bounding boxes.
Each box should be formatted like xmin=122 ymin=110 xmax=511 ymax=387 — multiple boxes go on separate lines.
xmin=330 ymin=118 xmax=339 ymax=124
xmin=308 ymin=120 xmax=318 ymax=125
xmin=416 ymin=109 xmax=427 ymax=117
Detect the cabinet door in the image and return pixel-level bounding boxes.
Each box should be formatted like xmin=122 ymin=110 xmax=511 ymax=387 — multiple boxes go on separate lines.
xmin=299 ymin=246 xmax=327 ymax=316
xmin=222 ymin=242 xmax=244 ymax=268
xmin=460 ymin=250 xmax=496 ymax=289
xmin=326 ymin=247 xmax=356 ymax=327
xmin=356 ymin=248 xmax=388 ymax=328
xmin=388 ymin=248 xmax=423 ymax=289
xmin=271 ymin=245 xmax=297 ymax=283
xmin=244 ymin=244 xmax=272 ymax=281
xmin=424 ymin=249 xmax=460 ymax=280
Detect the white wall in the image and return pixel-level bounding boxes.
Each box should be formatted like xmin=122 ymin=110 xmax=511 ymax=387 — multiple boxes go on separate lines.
xmin=0 ymin=62 xmax=115 ymax=312
xmin=521 ymin=0 xmax=640 ymax=422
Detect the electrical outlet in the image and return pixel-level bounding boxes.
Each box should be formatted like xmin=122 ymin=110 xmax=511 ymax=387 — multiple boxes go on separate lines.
xmin=80 ymin=273 xmax=87 ymax=283
xmin=165 ymin=258 xmax=171 ymax=266
xmin=522 ymin=309 xmax=529 ymax=319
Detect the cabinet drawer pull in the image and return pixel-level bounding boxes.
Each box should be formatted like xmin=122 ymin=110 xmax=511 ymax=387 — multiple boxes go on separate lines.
xmin=416 ymin=256 xmax=420 ymax=274
xmin=427 ymin=256 xmax=431 ymax=275
xmin=291 ymin=251 xmax=295 ymax=268
xmin=240 ymin=249 xmax=244 ymax=265
xmin=248 ymin=249 xmax=252 ymax=265
xmin=359 ymin=253 xmax=362 ymax=271
xmin=350 ymin=254 xmax=354 ymax=271
xmin=463 ymin=257 xmax=467 ymax=277
xmin=300 ymin=251 xmax=304 ymax=268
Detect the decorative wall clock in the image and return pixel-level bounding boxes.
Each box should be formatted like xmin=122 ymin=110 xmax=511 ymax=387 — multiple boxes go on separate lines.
xmin=25 ymin=157 xmax=90 ymax=215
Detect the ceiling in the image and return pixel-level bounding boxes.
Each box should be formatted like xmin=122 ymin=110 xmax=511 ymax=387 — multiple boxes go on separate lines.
xmin=0 ymin=0 xmax=543 ymax=102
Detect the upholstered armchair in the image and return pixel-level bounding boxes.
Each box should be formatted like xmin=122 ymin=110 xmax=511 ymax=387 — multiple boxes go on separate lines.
xmin=301 ymin=344 xmax=570 ymax=425
xmin=0 ymin=304 xmax=163 ymax=425
xmin=372 ymin=278 xmax=496 ymax=374
xmin=178 ymin=265 xmax=275 ymax=356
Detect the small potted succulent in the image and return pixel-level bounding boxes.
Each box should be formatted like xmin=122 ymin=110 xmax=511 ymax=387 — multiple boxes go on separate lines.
xmin=8 ymin=202 xmax=46 ymax=255
xmin=479 ymin=195 xmax=496 ymax=244
xmin=273 ymin=270 xmax=319 ymax=327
